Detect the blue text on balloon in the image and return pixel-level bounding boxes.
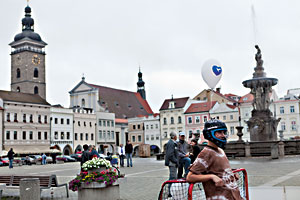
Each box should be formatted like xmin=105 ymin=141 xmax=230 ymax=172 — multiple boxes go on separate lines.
xmin=212 ymin=65 xmax=222 ymax=76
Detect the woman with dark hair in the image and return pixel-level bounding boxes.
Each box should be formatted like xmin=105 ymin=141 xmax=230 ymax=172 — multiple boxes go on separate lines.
xmin=190 ymin=139 xmax=201 ymax=163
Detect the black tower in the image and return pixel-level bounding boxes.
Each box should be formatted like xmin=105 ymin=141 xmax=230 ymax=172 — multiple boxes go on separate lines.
xmin=137 ymin=68 xmax=146 ymax=100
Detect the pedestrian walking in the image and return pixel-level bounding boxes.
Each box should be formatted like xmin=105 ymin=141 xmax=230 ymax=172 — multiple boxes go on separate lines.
xmin=118 ymin=144 xmax=126 ymax=167
xmin=177 ymin=132 xmax=191 ymax=178
xmin=7 ymin=148 xmax=15 ymax=169
xmin=187 ymin=119 xmax=243 ymax=200
xmin=42 ymin=153 xmax=47 ymax=165
xmin=125 ymin=140 xmax=133 ymax=167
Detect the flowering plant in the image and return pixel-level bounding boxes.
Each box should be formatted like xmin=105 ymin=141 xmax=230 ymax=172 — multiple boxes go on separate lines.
xmin=82 ymin=157 xmax=112 ymax=171
xmin=69 ymin=168 xmax=118 ymax=191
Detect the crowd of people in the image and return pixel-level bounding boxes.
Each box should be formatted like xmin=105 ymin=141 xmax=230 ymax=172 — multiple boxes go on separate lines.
xmin=165 ymin=119 xmax=243 ymax=200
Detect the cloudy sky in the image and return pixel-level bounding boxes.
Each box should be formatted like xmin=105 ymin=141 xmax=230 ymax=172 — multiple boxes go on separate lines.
xmin=0 ymin=0 xmax=299 ymax=112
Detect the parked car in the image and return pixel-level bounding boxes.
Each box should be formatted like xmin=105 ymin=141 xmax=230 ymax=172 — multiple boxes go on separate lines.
xmin=64 ymin=156 xmax=76 ymax=162
xmin=56 ymin=155 xmax=67 ymax=162
xmin=70 ymin=154 xmax=81 ymax=161
xmin=1 ymin=157 xmax=9 ymax=166
xmin=46 ymin=156 xmax=53 ymax=164
xmin=0 ymin=161 xmax=3 ymax=166
xmin=21 ymin=157 xmax=34 ymax=165
xmin=29 ymin=155 xmax=42 ymax=164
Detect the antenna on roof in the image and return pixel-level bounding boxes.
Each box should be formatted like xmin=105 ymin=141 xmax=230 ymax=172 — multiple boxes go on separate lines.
xmin=82 ymin=73 xmax=85 ymax=81
xmin=27 ymin=0 xmax=30 ymax=6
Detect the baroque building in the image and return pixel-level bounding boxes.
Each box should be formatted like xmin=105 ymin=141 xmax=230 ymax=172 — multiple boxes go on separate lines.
xmin=9 ymin=5 xmax=47 ymax=99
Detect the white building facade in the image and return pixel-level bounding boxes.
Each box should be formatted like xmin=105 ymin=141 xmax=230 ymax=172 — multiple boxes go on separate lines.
xmin=143 ymin=114 xmax=161 ymax=153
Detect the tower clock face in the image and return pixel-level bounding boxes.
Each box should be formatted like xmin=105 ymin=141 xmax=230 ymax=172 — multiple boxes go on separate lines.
xmin=32 ymin=55 xmax=41 ymax=65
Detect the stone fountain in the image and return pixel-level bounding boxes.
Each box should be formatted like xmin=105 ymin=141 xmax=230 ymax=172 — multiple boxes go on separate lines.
xmin=242 ymin=45 xmax=281 ymax=141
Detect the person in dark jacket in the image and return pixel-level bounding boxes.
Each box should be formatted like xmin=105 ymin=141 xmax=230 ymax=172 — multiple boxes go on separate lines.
xmin=190 ymin=139 xmax=201 ymax=163
xmin=165 ymin=132 xmax=179 ymax=181
xmin=177 ymin=132 xmax=191 ymax=178
xmin=7 ymin=148 xmax=15 ymax=169
xmin=81 ymin=144 xmax=90 ymax=169
xmin=90 ymin=145 xmax=100 ymax=159
xmin=125 ymin=140 xmax=133 ymax=167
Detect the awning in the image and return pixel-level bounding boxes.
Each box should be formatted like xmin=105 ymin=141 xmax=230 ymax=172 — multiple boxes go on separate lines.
xmin=4 ymin=146 xmax=55 ymax=154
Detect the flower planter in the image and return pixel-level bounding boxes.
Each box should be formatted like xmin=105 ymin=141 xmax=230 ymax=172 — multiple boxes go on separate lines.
xmin=87 ymin=166 xmax=106 ymax=174
xmin=56 ymin=160 xmax=64 ymax=164
xmin=78 ymin=181 xmax=120 ymax=200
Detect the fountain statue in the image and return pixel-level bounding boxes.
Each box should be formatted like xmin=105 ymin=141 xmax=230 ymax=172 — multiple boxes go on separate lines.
xmin=242 ymin=45 xmax=281 ymax=141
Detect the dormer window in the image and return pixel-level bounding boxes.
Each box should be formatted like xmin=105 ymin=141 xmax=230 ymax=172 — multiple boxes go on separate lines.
xmin=169 ymin=102 xmax=175 ymax=109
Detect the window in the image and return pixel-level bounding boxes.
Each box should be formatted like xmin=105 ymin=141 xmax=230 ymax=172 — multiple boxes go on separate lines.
xmin=291 ymin=121 xmax=297 ymax=131
xmin=29 ymin=131 xmax=33 ymax=140
xmin=138 ymin=124 xmax=141 ymax=129
xmin=156 ymin=134 xmax=159 ymax=140
xmin=178 ymin=116 xmax=182 ymax=124
xmin=91 ymin=133 xmax=94 ymax=140
xmin=203 ymin=116 xmax=208 ymax=122
xmin=44 ymin=132 xmax=47 ymax=140
xmin=230 ymin=127 xmax=234 ymax=135
xmin=188 ymin=117 xmax=192 ymax=124
xmin=99 ymin=130 xmax=102 ymax=139
xmin=38 ymin=132 xmax=41 ymax=140
xmin=103 ymin=121 xmax=106 ymax=127
xmin=30 ymin=114 xmax=33 ymax=123
xmin=151 ymin=125 xmax=153 ymax=129
xmin=290 ymin=106 xmax=295 ymax=113
xmin=80 ymin=133 xmax=83 ymax=140
xmin=230 ymin=115 xmax=233 ymax=120
xmin=23 ymin=114 xmax=26 ymax=123
xmin=6 ymin=113 xmax=10 ymax=122
xmin=132 ymin=135 xmax=136 ymax=142
xmin=164 ymin=132 xmax=167 ymax=138
xmin=38 ymin=115 xmax=41 ymax=123
xmin=61 ymin=118 xmax=64 ymax=124
xmin=146 ymin=135 xmax=149 ymax=140
xmin=156 ymin=124 xmax=158 ymax=129
xmin=61 ymin=132 xmax=64 ymax=140
xmin=6 ymin=131 xmax=10 ymax=140
xmin=90 ymin=122 xmax=92 ymax=127
xmin=14 ymin=113 xmax=18 ymax=122
xmin=107 ymin=131 xmax=110 ymax=139
xmin=163 ymin=118 xmax=167 ymax=125
xmin=55 ymin=118 xmax=58 ymax=124
xmin=86 ymin=133 xmax=88 ymax=140
xmin=84 ymin=121 xmax=86 ymax=127
xmin=44 ymin=116 xmax=47 ymax=123
xmin=78 ymin=121 xmax=81 ymax=126
xmin=16 ymin=68 xmax=21 ymax=78
xmin=99 ymin=120 xmax=102 ymax=126
xmin=111 ymin=121 xmax=114 ymax=127
xmin=280 ymin=106 xmax=284 ymax=114
xmin=223 ymin=115 xmax=226 ymax=120
xmin=133 ymin=125 xmax=136 ymax=129
xmin=146 ymin=125 xmax=149 ymax=129
xmin=67 ymin=132 xmax=70 ymax=140
xmin=107 ymin=121 xmax=110 ymax=127
xmin=103 ymin=131 xmax=106 ymax=139
xmin=138 ymin=135 xmax=142 ymax=142
xmin=54 ymin=132 xmax=58 ymax=139
xmin=195 ymin=116 xmax=200 ymax=123
xmin=112 ymin=131 xmax=114 ymax=139
xmin=34 ymin=68 xmax=39 ymax=78
xmin=281 ymin=122 xmax=286 ymax=131
xmin=67 ymin=119 xmax=70 ymax=125
xmin=151 ymin=135 xmax=154 ymax=140
xmin=171 ymin=117 xmax=174 ymax=124
xmin=34 ymin=86 xmax=38 ymax=94
xmin=75 ymin=133 xmax=78 ymax=140
xmin=189 ymin=130 xmax=193 ymax=138
xmin=81 ymin=99 xmax=85 ymax=107
xmin=16 ymin=87 xmax=20 ymax=92
xmin=14 ymin=131 xmax=17 ymax=140
xmin=216 ymin=116 xmax=219 ymax=119
xmin=23 ymin=131 xmax=26 ymax=140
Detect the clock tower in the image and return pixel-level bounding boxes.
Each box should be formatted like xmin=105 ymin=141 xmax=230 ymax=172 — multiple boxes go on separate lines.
xmin=9 ymin=4 xmax=47 ymax=99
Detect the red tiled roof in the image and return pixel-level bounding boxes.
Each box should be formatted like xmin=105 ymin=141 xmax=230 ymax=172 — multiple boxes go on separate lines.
xmin=238 ymin=93 xmax=254 ymax=103
xmin=226 ymin=104 xmax=237 ymax=109
xmin=224 ymin=93 xmax=238 ymax=97
xmin=136 ymin=113 xmax=160 ymax=118
xmin=214 ymin=91 xmax=237 ymax=103
xmin=88 ymin=84 xmax=153 ymax=119
xmin=159 ymin=97 xmax=189 ymax=111
xmin=185 ymin=101 xmax=217 ymax=114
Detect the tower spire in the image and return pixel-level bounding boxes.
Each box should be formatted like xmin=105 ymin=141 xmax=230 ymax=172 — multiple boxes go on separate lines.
xmin=137 ymin=68 xmax=146 ymax=100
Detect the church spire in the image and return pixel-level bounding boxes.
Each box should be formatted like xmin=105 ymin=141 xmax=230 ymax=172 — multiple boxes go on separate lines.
xmin=137 ymin=68 xmax=146 ymax=100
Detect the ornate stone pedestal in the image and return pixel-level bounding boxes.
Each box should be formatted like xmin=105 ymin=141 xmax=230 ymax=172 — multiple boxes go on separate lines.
xmin=78 ymin=181 xmax=120 ymax=200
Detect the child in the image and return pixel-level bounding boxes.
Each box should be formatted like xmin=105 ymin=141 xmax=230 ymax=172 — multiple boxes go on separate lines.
xmin=186 ymin=119 xmax=242 ymax=200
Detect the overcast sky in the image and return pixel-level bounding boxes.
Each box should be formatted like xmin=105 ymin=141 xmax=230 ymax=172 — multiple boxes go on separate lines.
xmin=1 ymin=0 xmax=299 ymax=112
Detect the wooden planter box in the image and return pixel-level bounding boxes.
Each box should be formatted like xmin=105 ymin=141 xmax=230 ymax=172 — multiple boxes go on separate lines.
xmin=78 ymin=181 xmax=120 ymax=200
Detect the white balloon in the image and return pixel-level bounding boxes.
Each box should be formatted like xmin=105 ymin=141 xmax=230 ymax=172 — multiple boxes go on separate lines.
xmin=201 ymin=59 xmax=223 ymax=89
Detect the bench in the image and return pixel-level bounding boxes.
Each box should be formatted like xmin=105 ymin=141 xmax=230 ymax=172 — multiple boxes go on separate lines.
xmin=0 ymin=175 xmax=69 ymax=198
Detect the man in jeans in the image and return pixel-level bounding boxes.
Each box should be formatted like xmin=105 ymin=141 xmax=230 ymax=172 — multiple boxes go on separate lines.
xmin=177 ymin=132 xmax=191 ymax=178
xmin=118 ymin=144 xmax=126 ymax=167
xmin=125 ymin=140 xmax=133 ymax=167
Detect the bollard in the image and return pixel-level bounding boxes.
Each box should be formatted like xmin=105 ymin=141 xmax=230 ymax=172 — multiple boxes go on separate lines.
xmin=278 ymin=141 xmax=285 ymax=157
xmin=245 ymin=142 xmax=251 ymax=157
xmin=271 ymin=143 xmax=279 ymax=159
xmin=20 ymin=178 xmax=40 ymax=200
